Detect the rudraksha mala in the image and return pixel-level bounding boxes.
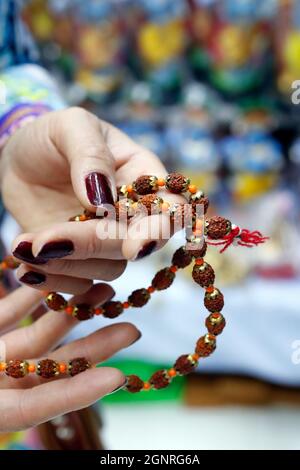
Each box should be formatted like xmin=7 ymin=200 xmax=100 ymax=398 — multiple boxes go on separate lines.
xmin=0 ymin=357 xmax=91 ymax=379
xmin=0 ymin=173 xmax=268 ymax=391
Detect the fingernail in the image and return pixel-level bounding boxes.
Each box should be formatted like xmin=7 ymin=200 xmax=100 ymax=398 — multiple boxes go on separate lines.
xmin=19 ymin=271 xmax=46 ymax=285
xmin=85 ymin=172 xmax=114 ymax=207
xmin=135 ymin=241 xmax=157 ymax=260
xmin=37 ymin=240 xmax=74 ymax=260
xmin=128 ymin=330 xmax=142 ymax=346
xmin=13 ymin=242 xmax=47 ymax=265
xmin=107 ymin=378 xmax=128 ymax=396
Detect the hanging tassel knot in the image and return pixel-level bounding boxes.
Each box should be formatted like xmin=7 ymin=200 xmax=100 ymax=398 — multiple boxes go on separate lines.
xmin=207 ymin=225 xmax=269 ymax=253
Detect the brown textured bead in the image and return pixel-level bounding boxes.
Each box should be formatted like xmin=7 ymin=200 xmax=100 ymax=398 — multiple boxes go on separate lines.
xmin=138 ymin=194 xmax=162 ymax=215
xmin=37 ymin=359 xmax=58 ymax=378
xmin=103 ymin=301 xmax=124 ymax=318
xmin=114 ymin=199 xmax=133 ymax=221
xmin=192 ymin=262 xmax=215 ymax=287
xmin=172 ymin=247 xmax=192 ymax=269
xmin=152 ymin=268 xmax=175 ymax=290
xmin=195 ymin=334 xmax=216 ymax=357
xmin=150 ymin=370 xmax=170 ymax=389
xmin=5 ymin=360 xmax=28 ymax=378
xmin=126 ymin=374 xmax=144 ymax=393
xmin=205 ymin=313 xmax=226 ymax=336
xmin=204 ymin=288 xmax=224 ymax=312
xmin=174 ymin=355 xmax=196 ymax=375
xmin=134 ymin=175 xmax=158 ymax=195
xmin=190 ymin=191 xmax=210 ymax=215
xmin=128 ymin=288 xmax=150 ymax=307
xmin=165 ymin=172 xmax=190 ymax=193
xmin=45 ymin=292 xmax=67 ymax=311
xmin=206 ymin=216 xmax=232 ymax=240
xmin=171 ymin=203 xmax=193 ymax=229
xmin=187 ymin=240 xmax=207 ymax=259
xmin=73 ymin=303 xmax=94 ymax=321
xmin=68 ymin=357 xmax=90 ymax=376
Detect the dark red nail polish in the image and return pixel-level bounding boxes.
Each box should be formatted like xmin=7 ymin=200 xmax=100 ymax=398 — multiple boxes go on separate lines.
xmin=13 ymin=242 xmax=47 ymax=265
xmin=19 ymin=271 xmax=46 ymax=285
xmin=37 ymin=240 xmax=74 ymax=260
xmin=136 ymin=241 xmax=157 ymax=259
xmin=85 ymin=172 xmax=114 ymax=207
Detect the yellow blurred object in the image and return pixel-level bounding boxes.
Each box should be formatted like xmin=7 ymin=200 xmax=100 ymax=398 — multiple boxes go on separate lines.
xmin=77 ymin=24 xmax=120 ymax=69
xmin=278 ymin=30 xmax=300 ymax=93
xmin=180 ymin=171 xmax=218 ymax=195
xmin=233 ymin=173 xmax=279 ymax=201
xmin=138 ymin=20 xmax=185 ymax=67
xmin=218 ymin=25 xmax=252 ymax=68
xmin=76 ymin=69 xmax=120 ymax=95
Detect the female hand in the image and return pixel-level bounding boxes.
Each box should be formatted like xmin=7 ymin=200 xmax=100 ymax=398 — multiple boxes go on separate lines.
xmin=0 ymin=283 xmax=140 ymax=432
xmin=0 ymin=107 xmax=185 ymax=294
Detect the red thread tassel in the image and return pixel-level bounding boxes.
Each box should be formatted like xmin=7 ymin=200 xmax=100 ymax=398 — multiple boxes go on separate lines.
xmin=207 ymin=226 xmax=269 ymax=253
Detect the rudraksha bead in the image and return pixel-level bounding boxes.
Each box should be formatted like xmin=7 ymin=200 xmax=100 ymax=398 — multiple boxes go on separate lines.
xmin=5 ymin=360 xmax=28 ymax=378
xmin=190 ymin=191 xmax=210 ymax=215
xmin=205 ymin=313 xmax=226 ymax=336
xmin=165 ymin=172 xmax=190 ymax=193
xmin=195 ymin=334 xmax=216 ymax=357
xmin=128 ymin=288 xmax=150 ymax=307
xmin=102 ymin=301 xmax=124 ymax=319
xmin=192 ymin=262 xmax=215 ymax=287
xmin=126 ymin=374 xmax=144 ymax=393
xmin=37 ymin=359 xmax=59 ymax=378
xmin=73 ymin=303 xmax=94 ymax=321
xmin=45 ymin=292 xmax=67 ymax=311
xmin=174 ymin=354 xmax=196 ymax=375
xmin=206 ymin=216 xmax=232 ymax=240
xmin=133 ymin=175 xmax=158 ymax=195
xmin=149 ymin=370 xmax=170 ymax=389
xmin=151 ymin=268 xmax=175 ymax=290
xmin=187 ymin=240 xmax=207 ymax=259
xmin=172 ymin=247 xmax=192 ymax=269
xmin=170 ymin=203 xmax=193 ymax=229
xmin=68 ymin=357 xmax=91 ymax=376
xmin=204 ymin=288 xmax=224 ymax=312
xmin=138 ymin=194 xmax=162 ymax=215
xmin=114 ymin=199 xmax=133 ymax=221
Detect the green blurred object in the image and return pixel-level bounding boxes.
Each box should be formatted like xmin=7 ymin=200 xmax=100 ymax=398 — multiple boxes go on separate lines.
xmin=99 ymin=359 xmax=186 ymax=404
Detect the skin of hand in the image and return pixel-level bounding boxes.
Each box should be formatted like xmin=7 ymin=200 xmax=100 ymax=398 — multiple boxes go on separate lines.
xmin=0 ymin=283 xmax=140 ymax=432
xmin=0 ymin=107 xmax=185 ymax=294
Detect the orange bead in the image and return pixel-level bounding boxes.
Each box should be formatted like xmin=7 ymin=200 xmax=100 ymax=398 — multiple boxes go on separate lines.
xmin=188 ymin=184 xmax=197 ymax=194
xmin=1 ymin=261 xmax=7 ymax=269
xmin=65 ymin=305 xmax=74 ymax=315
xmin=147 ymin=286 xmax=155 ymax=294
xmin=28 ymin=364 xmax=36 ymax=373
xmin=192 ymin=353 xmax=200 ymax=362
xmin=157 ymin=178 xmax=165 ymax=187
xmin=143 ymin=382 xmax=151 ymax=391
xmin=195 ymin=258 xmax=204 ymax=266
xmin=170 ymin=265 xmax=178 ymax=273
xmin=161 ymin=202 xmax=170 ymax=212
xmin=167 ymin=368 xmax=177 ymax=378
xmin=193 ymin=229 xmax=203 ymax=237
xmin=0 ymin=362 xmax=7 ymax=372
xmin=195 ymin=220 xmax=203 ymax=230
xmin=206 ymin=286 xmax=215 ymax=294
xmin=94 ymin=308 xmax=103 ymax=316
xmin=79 ymin=214 xmax=87 ymax=221
xmin=59 ymin=363 xmax=67 ymax=373
xmin=127 ymin=185 xmax=133 ymax=193
xmin=123 ymin=301 xmax=130 ymax=309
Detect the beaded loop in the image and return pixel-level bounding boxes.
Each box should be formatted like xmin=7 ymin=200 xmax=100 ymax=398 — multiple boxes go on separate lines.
xmin=0 ymin=172 xmax=268 ymax=390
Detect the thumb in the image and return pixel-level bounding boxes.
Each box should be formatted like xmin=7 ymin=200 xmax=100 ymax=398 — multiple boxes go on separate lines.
xmin=50 ymin=107 xmax=117 ymax=212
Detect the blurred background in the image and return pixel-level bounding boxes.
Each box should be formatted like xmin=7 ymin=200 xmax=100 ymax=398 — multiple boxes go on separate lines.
xmin=2 ymin=0 xmax=300 ymax=450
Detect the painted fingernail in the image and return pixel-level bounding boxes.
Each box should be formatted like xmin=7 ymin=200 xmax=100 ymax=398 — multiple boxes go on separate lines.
xmin=37 ymin=240 xmax=74 ymax=260
xmin=13 ymin=242 xmax=47 ymax=265
xmin=19 ymin=271 xmax=46 ymax=285
xmin=85 ymin=172 xmax=114 ymax=207
xmin=135 ymin=241 xmax=157 ymax=260
xmin=107 ymin=378 xmax=128 ymax=396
